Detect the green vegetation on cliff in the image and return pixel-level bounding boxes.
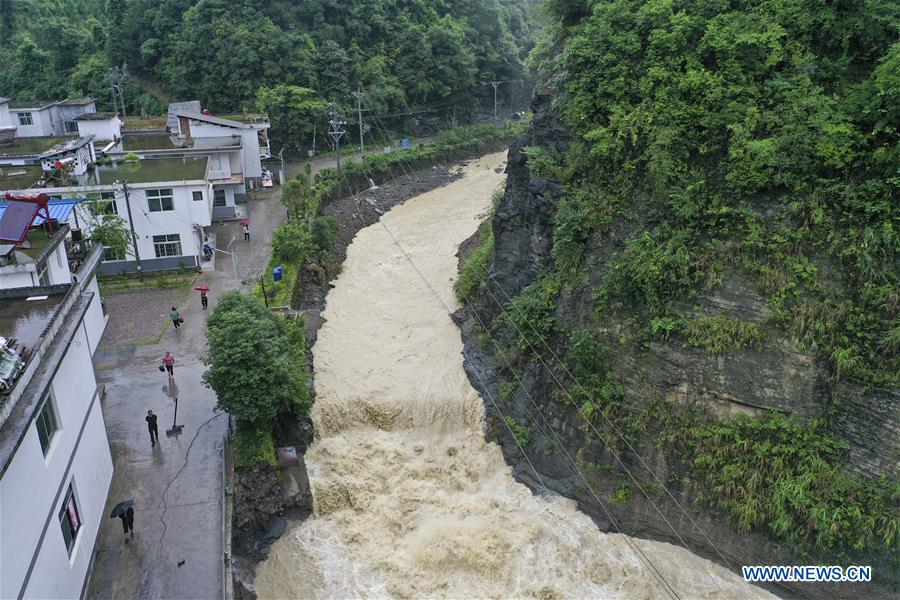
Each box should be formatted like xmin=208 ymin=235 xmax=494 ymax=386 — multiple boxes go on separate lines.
xmin=481 ymin=0 xmax=899 ymax=563
xmin=539 ymin=0 xmax=898 ymax=386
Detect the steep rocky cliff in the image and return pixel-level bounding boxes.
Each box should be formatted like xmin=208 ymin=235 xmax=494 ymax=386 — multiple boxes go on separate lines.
xmin=459 ymin=95 xmax=898 ymax=599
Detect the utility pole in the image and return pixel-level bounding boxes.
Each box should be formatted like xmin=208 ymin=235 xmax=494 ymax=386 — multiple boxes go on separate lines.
xmin=120 ymin=180 xmax=143 ymax=281
xmin=109 ymin=69 xmax=119 ymax=116
xmin=488 ymin=80 xmax=519 ymax=122
xmin=351 ymin=89 xmax=365 ymax=157
xmin=328 ymin=104 xmax=346 ymax=195
xmin=490 ymin=81 xmax=501 ymax=121
xmin=108 ymin=64 xmax=128 ymax=117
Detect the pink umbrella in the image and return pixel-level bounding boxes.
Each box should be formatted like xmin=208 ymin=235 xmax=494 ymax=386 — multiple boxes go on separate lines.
xmin=240 ymin=219 xmax=251 ymax=226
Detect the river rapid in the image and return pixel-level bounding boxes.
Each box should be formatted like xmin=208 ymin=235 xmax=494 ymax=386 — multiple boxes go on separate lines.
xmin=255 ymin=152 xmax=774 ymax=599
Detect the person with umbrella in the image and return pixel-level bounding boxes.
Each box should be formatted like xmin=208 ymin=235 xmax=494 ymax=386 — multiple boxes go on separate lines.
xmin=195 ymin=284 xmax=210 ymax=310
xmin=110 ymin=501 xmax=135 ymax=542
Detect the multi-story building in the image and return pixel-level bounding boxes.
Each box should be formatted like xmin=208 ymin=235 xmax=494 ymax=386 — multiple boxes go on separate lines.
xmin=0 ymin=207 xmax=111 ymax=599
xmin=0 ymin=157 xmax=215 ymax=274
xmin=0 ymin=98 xmax=97 ymax=138
xmin=0 ymin=99 xmax=271 ymax=274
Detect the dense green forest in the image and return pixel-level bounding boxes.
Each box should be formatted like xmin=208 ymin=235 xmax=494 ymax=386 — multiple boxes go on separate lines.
xmin=489 ymin=0 xmax=898 ymax=560
xmin=0 ymin=0 xmax=539 ymax=128
xmin=535 ymin=0 xmax=898 ymax=387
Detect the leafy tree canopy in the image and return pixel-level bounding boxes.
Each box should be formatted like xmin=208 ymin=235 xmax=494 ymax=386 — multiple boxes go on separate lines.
xmin=203 ymin=292 xmax=302 ymax=427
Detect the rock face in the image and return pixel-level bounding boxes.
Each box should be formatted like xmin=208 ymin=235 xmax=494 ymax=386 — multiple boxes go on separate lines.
xmin=461 ymin=94 xmax=899 ymax=598
xmin=485 ymin=93 xmax=565 ymax=313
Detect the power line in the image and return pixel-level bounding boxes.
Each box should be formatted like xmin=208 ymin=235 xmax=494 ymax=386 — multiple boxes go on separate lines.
xmin=353 ymin=103 xmax=735 ymax=571
xmin=404 ymin=173 xmax=738 ymax=573
xmin=326 ymin=146 xmax=682 ymax=600
xmin=338 ymin=120 xmax=733 ymax=576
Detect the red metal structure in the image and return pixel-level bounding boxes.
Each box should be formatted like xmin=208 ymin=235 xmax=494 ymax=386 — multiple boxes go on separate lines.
xmin=0 ymin=192 xmax=53 ymax=244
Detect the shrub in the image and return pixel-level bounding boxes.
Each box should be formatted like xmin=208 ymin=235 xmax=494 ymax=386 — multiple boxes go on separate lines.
xmin=521 ymin=145 xmax=561 ymax=179
xmin=661 ymin=410 xmax=900 ymax=557
xmin=233 ymin=425 xmax=276 ymax=469
xmin=503 ymin=415 xmax=534 ymax=450
xmin=455 ymin=218 xmax=494 ymax=304
xmin=271 ymin=222 xmax=314 ymax=264
xmin=310 ymin=216 xmax=339 ymax=260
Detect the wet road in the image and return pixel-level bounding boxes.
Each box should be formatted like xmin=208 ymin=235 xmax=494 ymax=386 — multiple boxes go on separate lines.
xmin=86 ymin=184 xmax=285 ymax=600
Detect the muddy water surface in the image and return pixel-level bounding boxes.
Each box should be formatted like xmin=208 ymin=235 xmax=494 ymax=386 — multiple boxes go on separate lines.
xmin=255 ymin=152 xmax=774 ymax=599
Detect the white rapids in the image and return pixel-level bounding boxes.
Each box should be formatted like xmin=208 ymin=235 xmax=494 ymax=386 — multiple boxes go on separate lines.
xmin=255 ymin=152 xmax=775 ymax=599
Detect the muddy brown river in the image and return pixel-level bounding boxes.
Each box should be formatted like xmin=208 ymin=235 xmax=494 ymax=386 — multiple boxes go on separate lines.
xmin=255 ymin=152 xmax=773 ymax=599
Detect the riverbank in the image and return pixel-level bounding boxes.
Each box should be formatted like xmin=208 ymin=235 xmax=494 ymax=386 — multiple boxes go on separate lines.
xmin=231 ymin=153 xmax=504 ymax=599
xmin=251 ymin=151 xmax=772 ymax=599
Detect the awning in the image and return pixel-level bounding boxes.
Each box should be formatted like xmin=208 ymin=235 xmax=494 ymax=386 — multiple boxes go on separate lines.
xmin=0 ymin=198 xmax=84 ymax=242
xmin=0 ymin=198 xmax=83 ymax=225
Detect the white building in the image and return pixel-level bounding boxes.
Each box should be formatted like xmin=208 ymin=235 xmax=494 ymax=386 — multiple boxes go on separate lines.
xmin=74 ymin=113 xmax=123 ymax=143
xmin=172 ymin=110 xmax=271 ymax=186
xmin=0 ymin=157 xmax=216 ymax=274
xmin=0 ymin=214 xmax=111 ymax=599
xmin=0 ymin=99 xmax=97 ymax=138
xmin=104 ymin=133 xmax=243 ymax=219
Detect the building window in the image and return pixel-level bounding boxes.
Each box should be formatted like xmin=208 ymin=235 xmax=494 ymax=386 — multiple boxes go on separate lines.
xmin=153 ymin=234 xmax=182 ymax=258
xmin=213 ymin=188 xmax=226 ymax=207
xmin=18 ymin=112 xmax=33 ymax=126
xmin=146 ymin=189 xmax=174 ymax=212
xmin=65 ymin=121 xmax=79 ymax=134
xmin=58 ymin=484 xmax=82 ymax=555
xmin=88 ymin=191 xmax=117 ymax=215
xmin=103 ymin=246 xmax=126 ymax=261
xmin=192 ymin=191 xmax=204 ymax=202
xmin=36 ymin=393 xmax=59 ymax=455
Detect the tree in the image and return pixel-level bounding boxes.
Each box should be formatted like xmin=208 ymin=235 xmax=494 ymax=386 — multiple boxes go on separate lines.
xmin=310 ymin=216 xmax=339 ymax=261
xmin=271 ymin=222 xmax=315 ymax=264
xmin=280 ymin=165 xmax=318 ymax=224
xmin=255 ymin=85 xmax=327 ymax=152
xmin=203 ymin=292 xmax=301 ymax=427
xmin=84 ymin=201 xmax=132 ymax=258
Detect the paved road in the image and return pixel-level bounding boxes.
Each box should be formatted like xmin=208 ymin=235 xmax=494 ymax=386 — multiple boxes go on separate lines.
xmin=285 ymin=136 xmax=436 ymax=181
xmin=86 ymin=187 xmax=284 ymax=600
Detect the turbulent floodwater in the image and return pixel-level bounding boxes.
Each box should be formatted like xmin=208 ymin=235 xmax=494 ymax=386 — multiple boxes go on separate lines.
xmin=255 ymin=153 xmax=774 ymax=599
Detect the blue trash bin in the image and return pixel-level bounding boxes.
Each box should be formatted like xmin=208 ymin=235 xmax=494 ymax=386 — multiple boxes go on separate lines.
xmin=273 ymin=266 xmax=283 ymax=282
xmin=401 ymin=138 xmax=411 ymax=148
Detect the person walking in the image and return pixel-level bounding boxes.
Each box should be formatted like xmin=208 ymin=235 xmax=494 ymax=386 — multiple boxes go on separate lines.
xmin=146 ymin=409 xmax=160 ymax=446
xmin=119 ymin=506 xmax=135 ymax=542
xmin=170 ymin=306 xmax=181 ymax=329
xmin=162 ymin=352 xmax=175 ymax=378
xmin=242 ymin=222 xmax=251 ymax=241
xmin=200 ymin=290 xmax=208 ymax=310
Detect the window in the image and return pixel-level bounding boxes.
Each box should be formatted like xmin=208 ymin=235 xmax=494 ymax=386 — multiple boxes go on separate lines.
xmin=64 ymin=121 xmax=79 ymax=134
xmin=58 ymin=484 xmax=82 ymax=555
xmin=18 ymin=112 xmax=33 ymax=126
xmin=36 ymin=393 xmax=59 ymax=455
xmin=103 ymin=246 xmax=126 ymax=261
xmin=146 ymin=189 xmax=174 ymax=212
xmin=153 ymin=234 xmax=182 ymax=258
xmin=213 ymin=188 xmax=226 ymax=207
xmin=88 ymin=191 xmax=117 ymax=215
xmin=192 ymin=191 xmax=204 ymax=202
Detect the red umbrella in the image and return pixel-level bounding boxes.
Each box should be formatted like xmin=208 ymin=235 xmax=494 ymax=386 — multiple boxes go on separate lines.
xmin=240 ymin=219 xmax=251 ymax=225
xmin=194 ymin=285 xmax=210 ymax=292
